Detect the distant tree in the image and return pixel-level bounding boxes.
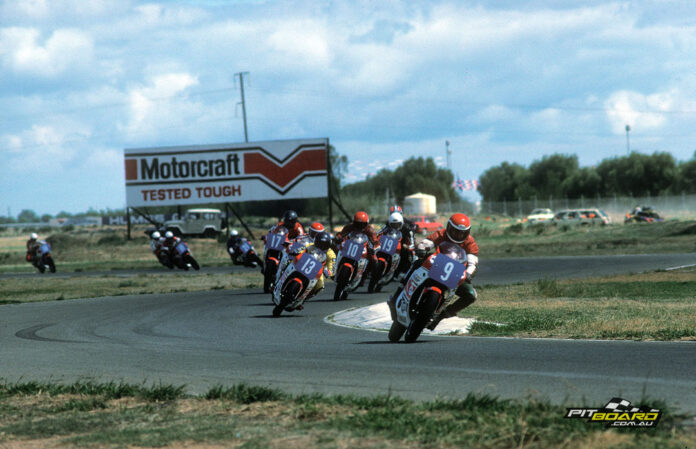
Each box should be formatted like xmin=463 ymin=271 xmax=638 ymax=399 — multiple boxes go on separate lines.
xmin=597 ymin=152 xmax=678 ymax=196
xmin=56 ymin=211 xmax=73 ymax=218
xmin=17 ymin=209 xmax=39 ymax=223
xmin=0 ymin=216 xmax=16 ymax=224
xmin=478 ymin=162 xmax=529 ymax=201
xmin=678 ymin=151 xmax=696 ymax=193
xmin=527 ymin=154 xmax=579 ymax=198
xmin=342 ymin=157 xmax=458 ymax=203
xmin=561 ymin=167 xmax=602 ymax=198
xmin=40 ymin=214 xmax=53 ymax=223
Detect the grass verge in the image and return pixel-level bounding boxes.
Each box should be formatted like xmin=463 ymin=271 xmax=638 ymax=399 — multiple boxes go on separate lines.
xmin=0 ymin=272 xmax=263 ymax=303
xmin=0 ymin=381 xmax=693 ymax=448
xmin=466 ymin=268 xmax=696 ymax=340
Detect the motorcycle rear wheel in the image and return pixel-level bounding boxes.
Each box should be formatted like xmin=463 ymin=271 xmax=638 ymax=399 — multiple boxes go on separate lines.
xmin=388 ymin=321 xmax=406 ymax=342
xmin=404 ymin=290 xmax=440 ymax=343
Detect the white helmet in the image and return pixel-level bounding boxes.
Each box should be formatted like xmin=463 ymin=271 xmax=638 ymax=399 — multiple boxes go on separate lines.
xmin=388 ymin=212 xmax=404 ymax=230
xmin=230 ymin=229 xmax=238 ymax=237
xmin=164 ymin=231 xmax=174 ymax=239
xmin=29 ymin=233 xmax=38 ymax=240
xmin=151 ymin=231 xmax=161 ymax=239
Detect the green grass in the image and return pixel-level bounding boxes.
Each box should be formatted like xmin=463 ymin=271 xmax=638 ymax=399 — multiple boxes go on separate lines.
xmin=465 ymin=269 xmax=696 ymax=340
xmin=0 ymin=381 xmax=693 ymax=448
xmin=0 ymin=272 xmax=263 ymax=303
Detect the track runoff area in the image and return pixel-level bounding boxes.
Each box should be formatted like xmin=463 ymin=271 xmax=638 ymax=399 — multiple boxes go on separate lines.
xmin=5 ymin=139 xmax=695 ymax=417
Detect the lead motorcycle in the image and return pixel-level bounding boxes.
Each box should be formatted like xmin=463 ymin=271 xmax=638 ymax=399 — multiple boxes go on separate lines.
xmin=262 ymin=226 xmax=289 ymax=293
xmin=333 ymin=231 xmax=370 ymax=301
xmin=30 ymin=241 xmax=56 ymax=274
xmin=172 ymin=241 xmax=200 ymax=270
xmin=388 ymin=242 xmax=468 ymax=343
xmin=368 ymin=229 xmax=402 ymax=293
xmin=272 ymin=246 xmax=327 ymax=317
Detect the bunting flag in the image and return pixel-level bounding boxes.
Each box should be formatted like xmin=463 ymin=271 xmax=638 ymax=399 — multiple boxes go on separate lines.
xmin=453 ymin=178 xmax=479 ymax=192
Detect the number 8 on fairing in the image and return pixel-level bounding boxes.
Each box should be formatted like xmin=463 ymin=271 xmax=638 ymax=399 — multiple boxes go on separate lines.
xmin=440 ymin=261 xmax=454 ymax=281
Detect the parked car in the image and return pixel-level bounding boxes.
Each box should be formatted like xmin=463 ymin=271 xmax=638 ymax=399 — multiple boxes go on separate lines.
xmin=410 ymin=215 xmax=444 ymax=234
xmin=553 ymin=208 xmax=610 ymax=226
xmin=624 ymin=206 xmax=664 ymax=223
xmin=145 ymin=208 xmax=225 ymax=238
xmin=526 ymin=208 xmax=555 ymax=223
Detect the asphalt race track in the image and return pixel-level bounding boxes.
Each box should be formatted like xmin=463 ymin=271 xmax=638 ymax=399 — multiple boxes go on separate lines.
xmin=2 ymin=253 xmax=696 ymax=412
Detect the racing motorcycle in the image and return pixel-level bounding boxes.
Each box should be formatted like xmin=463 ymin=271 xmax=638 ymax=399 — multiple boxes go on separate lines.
xmin=172 ymin=241 xmax=200 ymax=270
xmin=388 ymin=241 xmax=468 ymax=343
xmin=333 ymin=231 xmax=370 ymax=301
xmin=368 ymin=229 xmax=402 ymax=293
xmin=229 ymin=237 xmax=261 ymax=268
xmin=262 ymin=227 xmax=289 ymax=293
xmin=272 ymin=246 xmax=327 ymax=317
xmin=30 ymin=242 xmax=56 ymax=274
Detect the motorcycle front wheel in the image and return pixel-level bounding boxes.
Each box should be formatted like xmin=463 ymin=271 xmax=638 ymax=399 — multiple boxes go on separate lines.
xmin=404 ymin=290 xmax=441 ymax=343
xmin=273 ymin=279 xmax=301 ymax=317
xmin=47 ymin=257 xmax=56 ymax=273
xmin=186 ymin=255 xmax=200 ymax=270
xmin=333 ymin=265 xmax=351 ymax=301
xmin=388 ymin=321 xmax=406 ymax=342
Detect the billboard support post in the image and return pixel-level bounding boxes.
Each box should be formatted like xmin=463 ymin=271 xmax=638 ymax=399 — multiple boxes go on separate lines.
xmin=126 ymin=207 xmax=131 ymax=240
xmin=226 ymin=203 xmax=256 ymax=240
xmin=326 ymin=143 xmax=334 ymax=231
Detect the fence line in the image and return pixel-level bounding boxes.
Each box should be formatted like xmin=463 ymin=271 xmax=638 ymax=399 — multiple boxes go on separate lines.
xmin=468 ymin=193 xmax=696 ymax=222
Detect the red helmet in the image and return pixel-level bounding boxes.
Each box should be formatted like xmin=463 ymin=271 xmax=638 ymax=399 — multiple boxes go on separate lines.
xmin=353 ymin=211 xmax=369 ymax=229
xmin=308 ymin=222 xmax=325 ymax=239
xmin=446 ymin=213 xmax=471 ymax=243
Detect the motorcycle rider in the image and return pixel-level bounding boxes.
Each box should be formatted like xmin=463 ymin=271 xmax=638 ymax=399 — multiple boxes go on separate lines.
xmin=227 ymin=229 xmax=264 ymax=269
xmin=335 ymin=211 xmax=379 ymax=283
xmin=390 ymin=213 xmax=479 ymax=331
xmin=150 ymin=231 xmax=163 ymax=256
xmin=378 ymin=211 xmax=414 ymax=277
xmin=275 ymin=222 xmax=326 ymax=285
xmin=162 ymin=231 xmax=182 ymax=265
xmin=305 ymin=231 xmax=336 ymax=298
xmin=25 ymin=233 xmax=43 ymax=263
xmin=271 ymin=210 xmax=305 ymax=239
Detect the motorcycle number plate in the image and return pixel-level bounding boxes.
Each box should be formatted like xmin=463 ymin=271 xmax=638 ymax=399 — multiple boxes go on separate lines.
xmin=266 ymin=232 xmax=285 ymax=251
xmin=379 ymin=235 xmax=399 ymax=255
xmin=296 ymin=253 xmax=322 ymax=279
xmin=175 ymin=242 xmax=188 ymax=255
xmin=240 ymin=241 xmax=251 ymax=254
xmin=428 ymin=254 xmax=466 ymax=290
xmin=342 ymin=240 xmax=363 ymax=261
xmin=39 ymin=243 xmax=51 ymax=254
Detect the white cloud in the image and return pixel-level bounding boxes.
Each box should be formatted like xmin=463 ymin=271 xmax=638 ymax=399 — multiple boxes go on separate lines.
xmin=605 ymin=90 xmax=674 ymax=133
xmin=4 ymin=124 xmax=83 ymax=172
xmin=122 ymin=72 xmax=200 ymax=139
xmin=0 ymin=27 xmax=93 ymax=77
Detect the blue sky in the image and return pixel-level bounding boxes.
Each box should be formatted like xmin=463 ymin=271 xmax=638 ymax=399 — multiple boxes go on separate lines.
xmin=1 ymin=0 xmax=695 ymax=215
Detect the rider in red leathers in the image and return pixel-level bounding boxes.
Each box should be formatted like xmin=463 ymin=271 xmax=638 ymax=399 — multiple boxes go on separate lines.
xmin=335 ymin=211 xmax=378 ymax=284
xmin=390 ymin=213 xmax=479 ymax=330
xmin=270 ymin=210 xmax=305 ymax=239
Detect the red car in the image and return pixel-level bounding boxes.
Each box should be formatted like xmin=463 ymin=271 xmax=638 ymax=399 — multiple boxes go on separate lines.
xmin=410 ymin=215 xmax=444 ymax=234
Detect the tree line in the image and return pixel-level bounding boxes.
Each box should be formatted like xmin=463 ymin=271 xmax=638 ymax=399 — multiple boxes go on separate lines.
xmin=479 ymin=151 xmax=696 ymax=202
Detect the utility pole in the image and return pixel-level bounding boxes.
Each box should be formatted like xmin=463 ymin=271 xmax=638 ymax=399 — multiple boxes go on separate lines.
xmin=446 ymin=140 xmax=451 ymax=171
xmin=235 ymin=72 xmax=249 ymax=142
xmin=625 ymin=124 xmax=630 ymax=155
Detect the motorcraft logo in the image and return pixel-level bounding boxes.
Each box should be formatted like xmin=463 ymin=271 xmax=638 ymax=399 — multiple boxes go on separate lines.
xmin=125 ymin=143 xmax=326 ymax=194
xmin=565 ymin=398 xmax=662 ymax=428
xmin=123 ymin=139 xmax=329 ymax=206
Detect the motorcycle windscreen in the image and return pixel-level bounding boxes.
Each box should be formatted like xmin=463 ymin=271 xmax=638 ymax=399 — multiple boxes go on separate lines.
xmin=428 ymin=254 xmax=466 ymax=290
xmin=296 ymin=253 xmax=323 ymax=279
xmin=240 ymin=241 xmax=251 ymax=254
xmin=379 ymin=235 xmax=399 ymax=255
xmin=265 ymin=232 xmax=286 ymax=251
xmin=175 ymin=242 xmax=188 ymax=255
xmin=39 ymin=243 xmax=51 ymax=254
xmin=341 ymin=239 xmax=363 ymax=261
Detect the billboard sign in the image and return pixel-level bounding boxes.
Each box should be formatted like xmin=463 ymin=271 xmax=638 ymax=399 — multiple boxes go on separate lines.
xmin=124 ymin=138 xmax=328 ymax=207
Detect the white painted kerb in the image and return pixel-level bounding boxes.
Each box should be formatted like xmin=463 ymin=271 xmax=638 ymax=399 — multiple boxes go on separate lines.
xmin=326 ymin=302 xmax=477 ymax=335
